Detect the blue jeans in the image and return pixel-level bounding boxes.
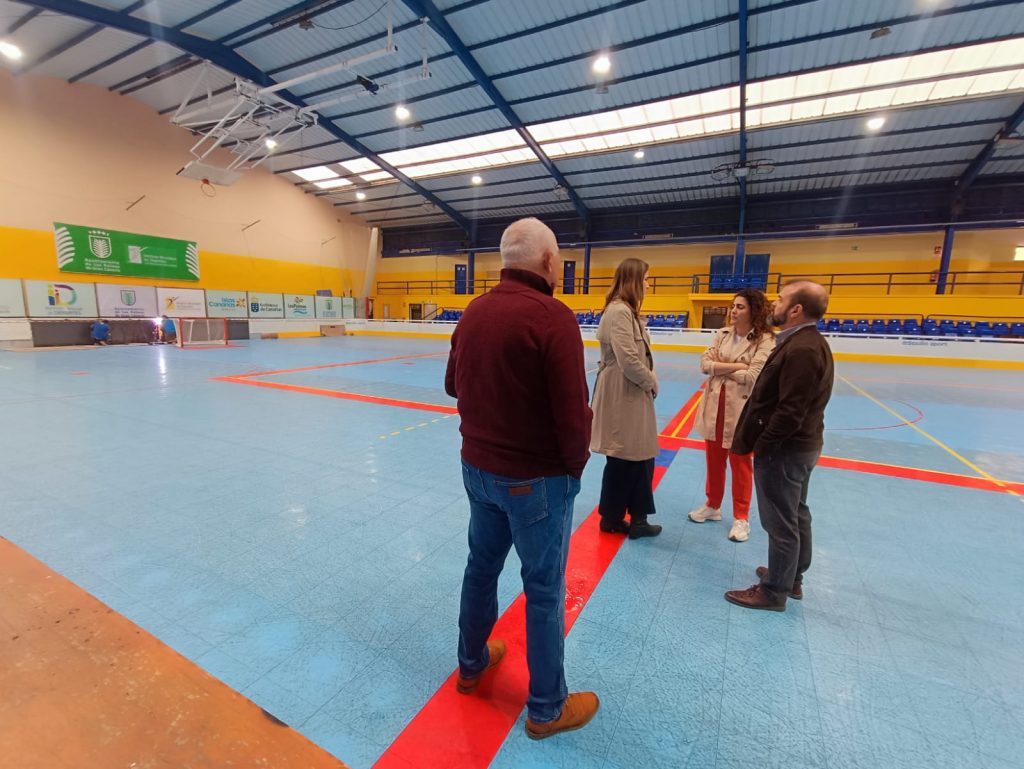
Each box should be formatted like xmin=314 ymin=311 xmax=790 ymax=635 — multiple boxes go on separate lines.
xmin=458 ymin=460 xmax=581 ymax=723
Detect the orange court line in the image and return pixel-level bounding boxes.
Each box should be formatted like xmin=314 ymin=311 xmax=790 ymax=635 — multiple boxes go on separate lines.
xmin=214 ymin=376 xmax=458 ymax=415
xmin=229 ymin=351 xmax=446 ymax=379
xmin=657 ymin=435 xmax=1024 ymax=496
xmin=0 ymin=536 xmax=349 ymax=769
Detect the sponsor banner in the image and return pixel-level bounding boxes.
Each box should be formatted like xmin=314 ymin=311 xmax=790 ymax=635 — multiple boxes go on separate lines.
xmin=206 ymin=289 xmax=249 ymax=318
xmin=315 ymin=295 xmax=341 ymax=319
xmin=24 ymin=280 xmax=99 ymax=318
xmin=96 ymin=284 xmax=158 ymax=318
xmin=248 ymin=292 xmax=284 ymax=318
xmin=284 ymin=294 xmax=315 ymax=319
xmin=0 ymin=279 xmax=25 ymax=317
xmin=54 ymin=222 xmax=199 ymax=281
xmin=156 ymin=287 xmax=206 ymax=317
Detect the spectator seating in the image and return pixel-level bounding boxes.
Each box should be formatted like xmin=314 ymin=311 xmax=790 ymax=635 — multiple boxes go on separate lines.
xmin=818 ymin=317 xmax=1021 ymax=338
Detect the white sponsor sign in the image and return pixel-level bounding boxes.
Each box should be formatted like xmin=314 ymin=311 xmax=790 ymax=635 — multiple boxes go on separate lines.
xmin=96 ymin=284 xmax=158 ymax=318
xmin=315 ymin=295 xmax=341 ymax=319
xmin=0 ymin=279 xmax=25 ymax=317
xmin=24 ymin=280 xmax=98 ymax=318
xmin=248 ymin=292 xmax=284 ymax=318
xmin=284 ymin=294 xmax=315 ymax=319
xmin=156 ymin=287 xmax=206 ymax=317
xmin=206 ymin=289 xmax=249 ymax=318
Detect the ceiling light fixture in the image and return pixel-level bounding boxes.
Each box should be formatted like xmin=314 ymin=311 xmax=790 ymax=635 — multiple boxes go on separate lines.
xmin=395 ymin=105 xmax=411 ymax=121
xmin=471 ymin=174 xmax=483 ymax=185
xmin=866 ymin=116 xmax=886 ymax=131
xmin=870 ymin=26 xmax=891 ymax=39
xmin=264 ymin=138 xmax=278 ymax=150
xmin=592 ymin=55 xmax=611 ymax=75
xmin=0 ymin=41 xmax=22 ymax=61
xmin=634 ymin=149 xmax=645 ymax=159
xmin=356 ymin=191 xmax=367 ymax=200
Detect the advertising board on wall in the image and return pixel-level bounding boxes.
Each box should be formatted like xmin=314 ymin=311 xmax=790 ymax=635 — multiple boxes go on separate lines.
xmin=315 ymin=295 xmax=341 ymax=319
xmin=24 ymin=280 xmax=99 ymax=318
xmin=284 ymin=294 xmax=315 ymax=319
xmin=0 ymin=279 xmax=25 ymax=317
xmin=55 ymin=222 xmax=199 ymax=281
xmin=96 ymin=284 xmax=158 ymax=318
xmin=156 ymin=287 xmax=206 ymax=317
xmin=248 ymin=292 xmax=284 ymax=318
xmin=206 ymin=290 xmax=249 ymax=318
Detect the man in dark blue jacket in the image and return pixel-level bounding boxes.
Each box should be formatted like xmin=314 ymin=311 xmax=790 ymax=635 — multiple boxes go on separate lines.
xmin=445 ymin=217 xmax=599 ymax=740
xmin=726 ymin=281 xmax=834 ymax=611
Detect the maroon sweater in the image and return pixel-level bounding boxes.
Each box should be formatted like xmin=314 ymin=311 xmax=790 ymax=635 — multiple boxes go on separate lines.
xmin=444 ymin=269 xmax=592 ymax=479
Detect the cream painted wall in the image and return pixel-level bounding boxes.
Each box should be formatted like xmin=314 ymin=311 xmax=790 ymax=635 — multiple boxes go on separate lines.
xmin=0 ymin=72 xmax=372 ymax=284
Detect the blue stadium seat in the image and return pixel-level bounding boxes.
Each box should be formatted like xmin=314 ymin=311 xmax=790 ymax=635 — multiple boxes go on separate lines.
xmin=871 ymin=320 xmax=887 ymax=335
xmin=886 ymin=320 xmax=902 ymax=335
xmin=992 ymin=322 xmax=1009 ymax=338
xmin=902 ymin=319 xmax=920 ymax=335
xmin=855 ymin=320 xmax=870 ymax=334
xmin=956 ymin=321 xmax=974 ymax=336
xmin=816 ymin=319 xmax=826 ymax=331
xmin=974 ymin=321 xmax=995 ymax=337
xmin=840 ymin=320 xmax=855 ymax=334
xmin=1011 ymin=323 xmax=1024 ymax=338
xmin=826 ymin=319 xmax=840 ymax=333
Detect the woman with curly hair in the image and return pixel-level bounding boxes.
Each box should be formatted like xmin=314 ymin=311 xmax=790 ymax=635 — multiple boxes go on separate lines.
xmin=689 ymin=288 xmax=776 ymax=542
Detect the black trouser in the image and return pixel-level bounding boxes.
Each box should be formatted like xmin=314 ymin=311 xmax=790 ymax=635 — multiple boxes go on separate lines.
xmin=599 ymin=456 xmax=656 ymax=526
xmin=753 ymin=449 xmax=820 ymax=600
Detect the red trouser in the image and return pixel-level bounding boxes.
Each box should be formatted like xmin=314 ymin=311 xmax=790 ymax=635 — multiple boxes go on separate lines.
xmin=704 ymin=383 xmax=753 ymax=519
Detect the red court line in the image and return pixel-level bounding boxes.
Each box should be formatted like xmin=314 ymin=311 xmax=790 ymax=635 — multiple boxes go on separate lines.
xmin=661 ymin=386 xmax=705 ymax=437
xmin=230 ymin=352 xmax=445 ymax=379
xmin=213 ymin=376 xmax=458 ymax=415
xmin=656 ymin=436 xmax=1024 ymax=496
xmin=372 ymin=394 xmax=699 ymax=769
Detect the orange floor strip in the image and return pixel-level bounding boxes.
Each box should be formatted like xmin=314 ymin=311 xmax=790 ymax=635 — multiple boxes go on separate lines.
xmin=214 ymin=376 xmax=459 ymax=415
xmin=230 ymin=352 xmax=446 ymax=379
xmin=0 ymin=537 xmax=348 ymax=769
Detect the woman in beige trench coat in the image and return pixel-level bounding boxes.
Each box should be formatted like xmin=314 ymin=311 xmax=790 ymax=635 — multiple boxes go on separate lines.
xmin=590 ymin=258 xmax=662 ymax=539
xmin=689 ymin=288 xmax=775 ymax=542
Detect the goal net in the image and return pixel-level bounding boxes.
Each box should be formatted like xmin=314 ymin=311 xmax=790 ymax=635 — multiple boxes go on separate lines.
xmin=176 ymin=317 xmax=229 ymax=347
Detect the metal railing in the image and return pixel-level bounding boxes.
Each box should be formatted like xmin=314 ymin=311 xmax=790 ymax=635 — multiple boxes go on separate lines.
xmin=378 ymin=270 xmax=1024 ymax=296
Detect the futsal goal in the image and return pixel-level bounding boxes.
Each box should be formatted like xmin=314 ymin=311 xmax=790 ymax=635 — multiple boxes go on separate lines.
xmin=175 ymin=317 xmax=229 ymax=347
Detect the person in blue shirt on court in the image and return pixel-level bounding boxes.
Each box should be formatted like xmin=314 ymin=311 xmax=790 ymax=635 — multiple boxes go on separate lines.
xmin=90 ymin=319 xmax=110 ymax=346
xmin=160 ymin=315 xmax=176 ymax=344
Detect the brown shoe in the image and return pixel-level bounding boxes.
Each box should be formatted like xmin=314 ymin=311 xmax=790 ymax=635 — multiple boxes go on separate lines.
xmin=455 ymin=639 xmax=506 ymax=694
xmin=755 ymin=566 xmax=803 ymax=600
xmin=525 ymin=692 xmax=600 ymax=740
xmin=724 ymin=584 xmax=787 ymax=612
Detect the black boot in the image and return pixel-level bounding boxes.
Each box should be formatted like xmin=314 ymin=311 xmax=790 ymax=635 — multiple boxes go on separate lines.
xmin=628 ymin=519 xmax=662 ymax=539
xmin=599 ymin=518 xmax=631 ymax=534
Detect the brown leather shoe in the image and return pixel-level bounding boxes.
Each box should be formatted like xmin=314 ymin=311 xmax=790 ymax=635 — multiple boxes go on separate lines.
xmin=455 ymin=639 xmax=506 ymax=694
xmin=724 ymin=584 xmax=787 ymax=612
xmin=755 ymin=566 xmax=803 ymax=600
xmin=525 ymin=692 xmax=600 ymax=740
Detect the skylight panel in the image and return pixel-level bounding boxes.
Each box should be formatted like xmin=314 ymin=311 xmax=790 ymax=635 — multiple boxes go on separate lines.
xmin=642 ymin=102 xmax=674 ymax=124
xmin=699 ymin=88 xmax=734 ymax=115
xmin=616 ymin=105 xmax=650 ymax=130
xmin=559 ymin=139 xmax=587 ymax=156
xmin=864 ymin=59 xmax=907 ymax=89
xmin=626 ymin=128 xmax=654 ymax=145
xmin=292 ymin=166 xmax=338 ymax=182
xmin=360 ymin=171 xmax=393 ymax=182
xmin=790 ymin=98 xmax=826 ymax=120
xmin=890 ymin=83 xmax=934 ymax=106
xmin=314 ymin=178 xmax=352 ymax=189
xmin=761 ymin=76 xmax=797 ymax=103
xmin=987 ymin=39 xmax=1024 ymax=68
xmin=669 ymin=94 xmax=702 ymax=120
xmin=828 ymin=62 xmax=871 ymax=93
xmin=792 ymin=71 xmax=832 ymax=100
xmin=582 ymin=136 xmax=610 ymax=151
xmin=855 ymin=87 xmax=897 ymax=111
xmin=823 ymin=93 xmax=861 ymax=115
xmin=704 ymin=114 xmax=733 ymax=134
xmin=902 ymin=50 xmax=951 ymax=80
xmin=650 ymin=124 xmax=679 ymax=142
xmin=967 ymin=70 xmax=1018 ymax=96
xmin=929 ymin=75 xmax=973 ymax=100
xmin=758 ymin=104 xmax=793 ymax=126
xmin=340 ymin=158 xmax=381 ymax=174
xmin=592 ymin=111 xmax=624 ymax=132
xmin=945 ymin=41 xmax=998 ymax=75
xmin=676 ymin=119 xmax=706 ymax=137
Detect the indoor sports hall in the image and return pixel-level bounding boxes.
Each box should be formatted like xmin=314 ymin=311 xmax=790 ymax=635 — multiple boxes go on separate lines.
xmin=1 ymin=2 xmax=1023 ymax=769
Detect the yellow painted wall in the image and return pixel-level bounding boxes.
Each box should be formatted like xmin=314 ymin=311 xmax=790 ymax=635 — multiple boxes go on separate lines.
xmin=375 ymin=229 xmax=1024 ymax=322
xmin=0 ymin=72 xmax=374 ymax=296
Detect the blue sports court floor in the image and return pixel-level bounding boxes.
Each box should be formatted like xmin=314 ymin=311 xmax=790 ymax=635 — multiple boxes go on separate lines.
xmin=1 ymin=337 xmax=1022 ymax=769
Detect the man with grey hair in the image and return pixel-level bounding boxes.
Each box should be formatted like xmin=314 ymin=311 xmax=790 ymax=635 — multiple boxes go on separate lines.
xmin=445 ymin=218 xmax=600 ymax=739
xmin=726 ymin=280 xmax=834 ymax=611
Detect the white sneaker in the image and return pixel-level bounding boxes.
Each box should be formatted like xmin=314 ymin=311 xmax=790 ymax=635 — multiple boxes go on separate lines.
xmin=728 ymin=519 xmax=751 ymax=542
xmin=688 ymin=505 xmax=722 ymax=523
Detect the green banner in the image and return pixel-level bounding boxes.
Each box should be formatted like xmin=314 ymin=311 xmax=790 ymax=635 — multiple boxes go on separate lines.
xmin=54 ymin=222 xmax=199 ymax=281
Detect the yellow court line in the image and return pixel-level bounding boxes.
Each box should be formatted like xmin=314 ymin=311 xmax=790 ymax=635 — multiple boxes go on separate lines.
xmin=670 ymin=394 xmax=704 ymax=438
xmin=838 ymin=374 xmax=1021 ymax=500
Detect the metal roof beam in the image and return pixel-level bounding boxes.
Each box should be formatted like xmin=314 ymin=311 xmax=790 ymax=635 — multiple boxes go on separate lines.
xmin=22 ymin=0 xmax=472 ymax=233
xmin=67 ymin=0 xmax=248 ymax=84
xmin=16 ymin=0 xmax=151 ymax=74
xmin=397 ymin=0 xmax=589 ymax=225
xmin=735 ymin=0 xmax=749 ymax=272
xmin=954 ymin=99 xmax=1024 ymax=198
xmin=5 ymin=7 xmax=43 ymax=34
